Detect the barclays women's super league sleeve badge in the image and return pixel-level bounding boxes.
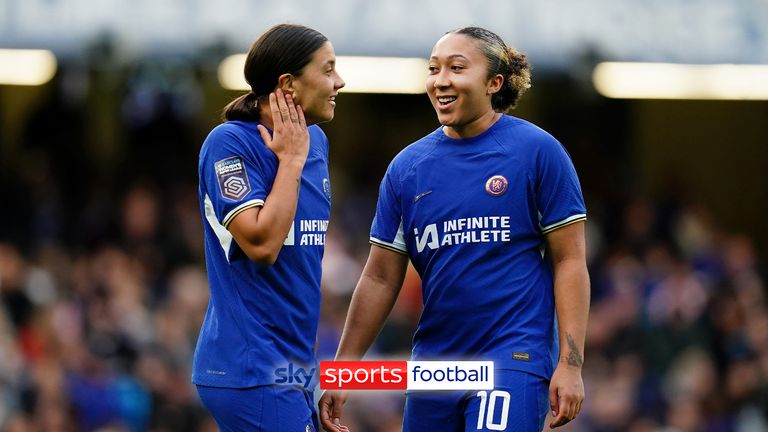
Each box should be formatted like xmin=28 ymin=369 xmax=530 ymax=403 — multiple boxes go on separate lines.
xmin=215 ymin=156 xmax=251 ymax=201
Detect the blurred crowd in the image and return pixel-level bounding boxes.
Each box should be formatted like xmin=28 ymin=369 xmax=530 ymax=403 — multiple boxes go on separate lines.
xmin=1 ymin=65 xmax=767 ymax=432
xmin=3 ymin=179 xmax=767 ymax=432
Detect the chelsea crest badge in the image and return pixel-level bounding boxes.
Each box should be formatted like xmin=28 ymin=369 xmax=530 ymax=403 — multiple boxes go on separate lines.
xmin=323 ymin=178 xmax=331 ymax=199
xmin=485 ymin=175 xmax=508 ymax=196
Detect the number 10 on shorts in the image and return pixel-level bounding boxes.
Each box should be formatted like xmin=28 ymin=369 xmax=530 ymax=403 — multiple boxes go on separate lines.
xmin=476 ymin=390 xmax=511 ymax=430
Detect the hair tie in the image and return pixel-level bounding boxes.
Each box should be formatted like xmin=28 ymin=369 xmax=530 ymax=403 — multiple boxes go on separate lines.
xmin=247 ymin=91 xmax=259 ymax=108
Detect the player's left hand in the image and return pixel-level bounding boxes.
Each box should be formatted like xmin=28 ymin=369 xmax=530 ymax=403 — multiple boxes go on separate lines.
xmin=318 ymin=389 xmax=350 ymax=431
xmin=548 ymin=363 xmax=584 ymax=428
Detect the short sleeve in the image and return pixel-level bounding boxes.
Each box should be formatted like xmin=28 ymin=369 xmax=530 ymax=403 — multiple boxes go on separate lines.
xmin=535 ymin=137 xmax=587 ymax=234
xmin=200 ymin=125 xmax=272 ymax=228
xmin=370 ymin=165 xmax=408 ymax=254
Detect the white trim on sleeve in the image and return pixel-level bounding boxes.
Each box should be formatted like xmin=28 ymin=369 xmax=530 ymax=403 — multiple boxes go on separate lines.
xmin=540 ymin=213 xmax=587 ymax=234
xmin=222 ymin=199 xmax=265 ymax=228
xmin=370 ymin=220 xmax=408 ymax=255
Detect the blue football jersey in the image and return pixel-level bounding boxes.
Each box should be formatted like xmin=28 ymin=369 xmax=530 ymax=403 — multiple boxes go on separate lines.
xmin=370 ymin=115 xmax=586 ymax=379
xmin=193 ymin=120 xmax=331 ymax=388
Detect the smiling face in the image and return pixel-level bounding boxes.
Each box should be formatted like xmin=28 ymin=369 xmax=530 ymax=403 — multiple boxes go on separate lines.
xmin=426 ymin=33 xmax=503 ymax=138
xmin=289 ymin=41 xmax=345 ymax=124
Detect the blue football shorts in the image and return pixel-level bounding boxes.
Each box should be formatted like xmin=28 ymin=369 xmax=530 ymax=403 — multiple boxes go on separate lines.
xmin=403 ymin=369 xmax=549 ymax=432
xmin=197 ymin=384 xmax=318 ymax=432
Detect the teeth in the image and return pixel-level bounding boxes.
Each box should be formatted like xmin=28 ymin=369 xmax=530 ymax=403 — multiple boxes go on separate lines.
xmin=329 ymin=96 xmax=336 ymax=101
xmin=438 ymin=96 xmax=457 ymax=104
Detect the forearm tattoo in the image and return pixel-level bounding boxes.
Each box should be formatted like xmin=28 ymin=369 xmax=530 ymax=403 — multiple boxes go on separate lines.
xmin=562 ymin=333 xmax=583 ymax=367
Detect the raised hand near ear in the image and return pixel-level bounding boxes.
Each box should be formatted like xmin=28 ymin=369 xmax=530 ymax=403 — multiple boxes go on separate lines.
xmin=256 ymin=89 xmax=310 ymax=165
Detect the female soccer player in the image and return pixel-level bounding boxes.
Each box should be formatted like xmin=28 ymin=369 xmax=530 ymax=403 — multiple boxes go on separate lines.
xmin=193 ymin=24 xmax=344 ymax=431
xmin=319 ymin=27 xmax=589 ymax=431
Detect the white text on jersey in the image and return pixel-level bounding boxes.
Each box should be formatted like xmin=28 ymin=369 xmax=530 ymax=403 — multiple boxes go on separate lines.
xmin=414 ymin=216 xmax=512 ymax=253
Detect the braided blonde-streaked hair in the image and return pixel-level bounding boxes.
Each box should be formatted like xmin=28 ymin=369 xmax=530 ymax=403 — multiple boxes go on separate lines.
xmin=451 ymin=27 xmax=531 ymax=112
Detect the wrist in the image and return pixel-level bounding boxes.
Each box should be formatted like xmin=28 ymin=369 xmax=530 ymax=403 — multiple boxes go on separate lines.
xmin=278 ymin=156 xmax=306 ymax=167
xmin=558 ymin=356 xmax=584 ymax=369
xmin=559 ymin=332 xmax=585 ymax=369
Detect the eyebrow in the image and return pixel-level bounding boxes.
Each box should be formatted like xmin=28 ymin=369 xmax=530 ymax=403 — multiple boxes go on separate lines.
xmin=430 ymin=54 xmax=470 ymax=61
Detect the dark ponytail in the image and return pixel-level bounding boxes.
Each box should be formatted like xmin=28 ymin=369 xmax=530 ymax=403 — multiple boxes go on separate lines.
xmin=451 ymin=27 xmax=532 ymax=112
xmin=222 ymin=92 xmax=260 ymax=122
xmin=221 ymin=24 xmax=328 ymax=122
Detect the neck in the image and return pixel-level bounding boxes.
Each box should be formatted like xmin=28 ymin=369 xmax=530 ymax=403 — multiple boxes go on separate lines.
xmin=257 ymin=96 xmax=274 ymax=129
xmin=444 ymin=110 xmax=501 ymax=139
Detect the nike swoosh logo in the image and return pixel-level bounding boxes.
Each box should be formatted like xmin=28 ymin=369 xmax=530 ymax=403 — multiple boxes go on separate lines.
xmin=414 ymin=190 xmax=432 ymax=203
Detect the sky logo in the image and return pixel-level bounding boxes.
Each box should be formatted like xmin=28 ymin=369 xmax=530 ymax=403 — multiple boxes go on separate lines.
xmin=274 ymin=363 xmax=316 ymax=389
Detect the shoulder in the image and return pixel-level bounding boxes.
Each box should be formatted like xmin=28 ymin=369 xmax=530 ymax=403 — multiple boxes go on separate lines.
xmin=206 ymin=121 xmax=256 ymax=142
xmin=494 ymin=115 xmax=559 ymax=146
xmin=492 ymin=115 xmax=566 ymax=157
xmin=308 ymin=125 xmax=329 ymax=155
xmin=202 ymin=121 xmax=254 ymax=151
xmin=200 ymin=121 xmax=267 ymax=162
xmin=308 ymin=124 xmax=328 ymax=140
xmin=387 ymin=128 xmax=442 ymax=178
